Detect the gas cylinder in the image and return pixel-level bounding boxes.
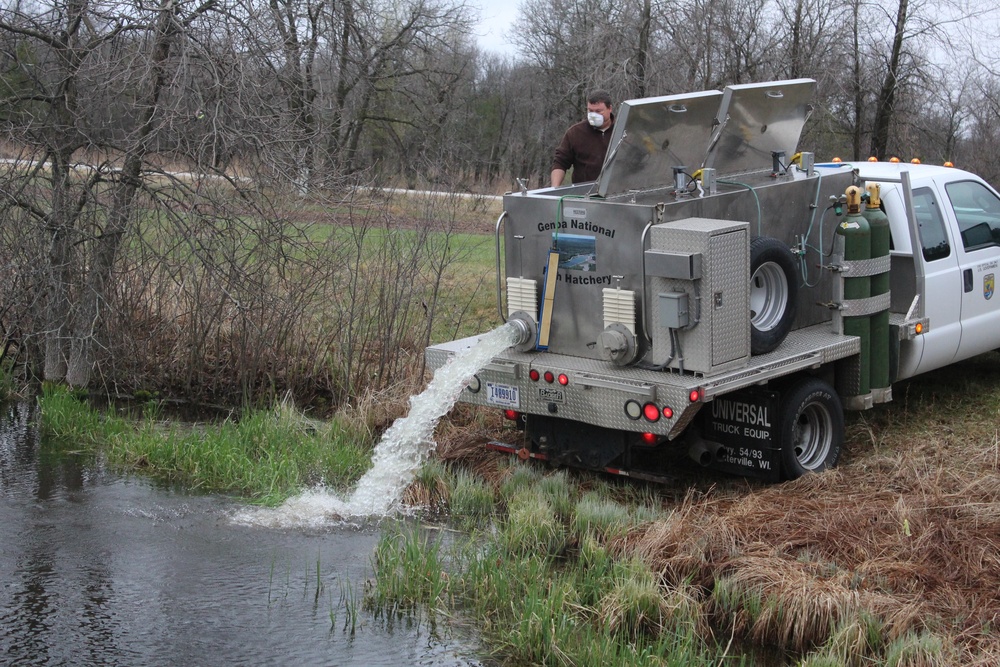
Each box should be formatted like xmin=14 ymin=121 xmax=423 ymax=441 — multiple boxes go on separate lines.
xmin=837 ymin=185 xmax=871 ymax=396
xmin=864 ymin=183 xmax=891 ymax=391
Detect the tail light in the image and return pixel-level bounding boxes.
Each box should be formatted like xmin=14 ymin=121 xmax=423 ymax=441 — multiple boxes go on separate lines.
xmin=625 ymin=399 xmax=675 ymax=422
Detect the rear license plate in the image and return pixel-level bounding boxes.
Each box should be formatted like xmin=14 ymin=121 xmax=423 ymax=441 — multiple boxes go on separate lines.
xmin=486 ymin=382 xmax=519 ymax=408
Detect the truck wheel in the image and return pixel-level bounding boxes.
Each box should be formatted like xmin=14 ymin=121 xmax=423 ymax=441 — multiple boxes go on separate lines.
xmin=750 ymin=236 xmax=798 ymax=354
xmin=779 ymin=377 xmax=843 ymax=479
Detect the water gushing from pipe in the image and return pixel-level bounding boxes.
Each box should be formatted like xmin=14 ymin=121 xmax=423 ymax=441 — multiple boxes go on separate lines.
xmin=234 ymin=323 xmax=520 ymax=527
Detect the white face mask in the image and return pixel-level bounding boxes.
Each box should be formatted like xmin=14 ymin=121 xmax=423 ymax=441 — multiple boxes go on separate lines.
xmin=587 ymin=111 xmax=605 ymax=128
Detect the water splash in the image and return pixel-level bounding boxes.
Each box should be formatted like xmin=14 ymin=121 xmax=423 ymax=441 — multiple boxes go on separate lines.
xmin=234 ymin=323 xmax=519 ymax=528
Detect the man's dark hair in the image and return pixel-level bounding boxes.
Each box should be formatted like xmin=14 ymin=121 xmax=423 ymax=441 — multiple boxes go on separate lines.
xmin=587 ymin=90 xmax=613 ymax=108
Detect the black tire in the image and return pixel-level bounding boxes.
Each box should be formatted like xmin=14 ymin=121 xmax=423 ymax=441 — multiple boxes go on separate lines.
xmin=778 ymin=376 xmax=844 ymax=479
xmin=749 ymin=236 xmax=799 ymax=354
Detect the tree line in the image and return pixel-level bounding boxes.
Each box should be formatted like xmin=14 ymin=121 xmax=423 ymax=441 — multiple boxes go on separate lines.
xmin=1 ymin=0 xmax=999 ymax=405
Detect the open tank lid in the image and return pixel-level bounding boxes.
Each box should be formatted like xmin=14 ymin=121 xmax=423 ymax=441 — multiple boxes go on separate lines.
xmin=705 ymin=78 xmax=816 ymax=176
xmin=595 ymin=90 xmax=724 ymax=197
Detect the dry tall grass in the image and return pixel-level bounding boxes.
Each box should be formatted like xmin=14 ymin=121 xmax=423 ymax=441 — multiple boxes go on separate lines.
xmin=622 ymin=352 xmax=1000 ymax=663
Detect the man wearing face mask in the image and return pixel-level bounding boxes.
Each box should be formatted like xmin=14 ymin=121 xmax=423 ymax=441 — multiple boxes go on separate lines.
xmin=550 ymin=90 xmax=615 ymax=187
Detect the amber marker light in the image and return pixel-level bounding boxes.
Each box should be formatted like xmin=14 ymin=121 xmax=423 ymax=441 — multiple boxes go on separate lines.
xmin=944 ymin=161 xmax=954 ymax=168
xmin=832 ymin=157 xmax=842 ymax=163
xmin=915 ymin=322 xmax=924 ymax=334
xmin=868 ymin=156 xmax=878 ymax=162
xmin=911 ymin=158 xmax=921 ymax=164
xmin=889 ymin=156 xmax=900 ymax=163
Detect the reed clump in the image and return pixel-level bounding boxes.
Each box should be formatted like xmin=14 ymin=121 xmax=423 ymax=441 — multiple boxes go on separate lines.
xmin=446 ymin=467 xmax=494 ymax=529
xmin=402 ymin=458 xmax=450 ymax=510
xmin=367 ymin=527 xmax=450 ymax=614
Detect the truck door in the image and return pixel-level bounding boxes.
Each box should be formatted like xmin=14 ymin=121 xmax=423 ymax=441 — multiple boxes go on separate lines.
xmin=887 ymin=185 xmax=961 ymax=376
xmin=944 ymin=178 xmax=1000 ymax=361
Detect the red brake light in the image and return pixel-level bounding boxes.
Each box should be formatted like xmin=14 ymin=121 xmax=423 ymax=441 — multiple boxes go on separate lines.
xmin=529 ymin=369 xmax=540 ymax=381
xmin=641 ymin=432 xmax=658 ymax=444
xmin=543 ymin=371 xmax=554 ymax=383
xmin=557 ymin=374 xmax=569 ymax=386
xmin=662 ymin=406 xmax=673 ymax=419
xmin=642 ymin=403 xmax=660 ymax=422
xmin=503 ymin=409 xmax=519 ymax=421
xmin=689 ymin=389 xmax=702 ymax=403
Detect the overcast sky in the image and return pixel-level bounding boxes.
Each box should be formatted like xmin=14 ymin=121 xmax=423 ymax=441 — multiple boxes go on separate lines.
xmin=473 ymin=0 xmax=520 ymax=55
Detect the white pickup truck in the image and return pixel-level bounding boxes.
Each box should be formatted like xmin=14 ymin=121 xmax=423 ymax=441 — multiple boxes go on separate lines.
xmin=425 ymin=78 xmax=1000 ymax=483
xmin=861 ymin=161 xmax=1000 ymax=376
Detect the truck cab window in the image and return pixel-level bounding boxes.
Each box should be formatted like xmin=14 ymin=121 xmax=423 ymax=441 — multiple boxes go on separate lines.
xmin=912 ymin=187 xmax=950 ymax=261
xmin=945 ymin=180 xmax=1000 ymax=251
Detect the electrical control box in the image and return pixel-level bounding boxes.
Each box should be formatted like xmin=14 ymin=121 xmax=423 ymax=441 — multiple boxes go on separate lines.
xmin=658 ymin=292 xmax=690 ymax=329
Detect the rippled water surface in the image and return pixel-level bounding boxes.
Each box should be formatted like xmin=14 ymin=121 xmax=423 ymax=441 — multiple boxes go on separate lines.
xmin=0 ymin=402 xmax=483 ymax=666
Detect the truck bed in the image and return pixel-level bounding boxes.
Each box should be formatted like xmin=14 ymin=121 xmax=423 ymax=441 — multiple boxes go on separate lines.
xmin=426 ymin=323 xmax=859 ymax=439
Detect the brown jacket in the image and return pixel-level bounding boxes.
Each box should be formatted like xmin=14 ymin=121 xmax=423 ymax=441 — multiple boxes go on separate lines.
xmin=552 ymin=116 xmax=615 ymax=183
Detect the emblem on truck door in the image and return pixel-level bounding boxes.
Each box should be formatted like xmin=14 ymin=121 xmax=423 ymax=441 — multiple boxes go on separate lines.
xmin=985 ymin=274 xmax=994 ymax=300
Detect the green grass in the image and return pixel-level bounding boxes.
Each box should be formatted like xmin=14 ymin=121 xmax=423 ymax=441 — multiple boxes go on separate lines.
xmin=39 ymin=383 xmax=132 ymax=445
xmin=448 ymin=468 xmax=494 ymax=529
xmin=571 ymin=492 xmax=643 ymax=541
xmin=367 ymin=526 xmax=450 ymax=614
xmin=367 ymin=462 xmax=734 ymax=666
xmin=304 ymin=221 xmax=496 ymax=344
xmin=39 ymin=384 xmax=372 ymax=504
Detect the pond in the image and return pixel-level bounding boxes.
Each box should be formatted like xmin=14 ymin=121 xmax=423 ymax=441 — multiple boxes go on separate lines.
xmin=0 ymin=401 xmax=485 ymax=666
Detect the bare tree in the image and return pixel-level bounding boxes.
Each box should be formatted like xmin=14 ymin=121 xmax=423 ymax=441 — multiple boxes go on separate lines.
xmin=855 ymin=0 xmax=997 ymax=159
xmin=0 ymin=0 xmax=212 ymax=385
xmin=0 ymin=0 xmax=495 ymax=407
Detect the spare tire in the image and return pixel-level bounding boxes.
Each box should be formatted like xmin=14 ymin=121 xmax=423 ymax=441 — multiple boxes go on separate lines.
xmin=749 ymin=236 xmax=798 ymax=354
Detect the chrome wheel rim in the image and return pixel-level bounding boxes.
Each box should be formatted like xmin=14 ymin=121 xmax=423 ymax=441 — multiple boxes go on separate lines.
xmin=750 ymin=261 xmax=790 ymax=332
xmin=793 ymin=401 xmax=834 ymax=469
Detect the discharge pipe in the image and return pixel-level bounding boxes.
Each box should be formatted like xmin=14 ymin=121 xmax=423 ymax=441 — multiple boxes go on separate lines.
xmin=507 ymin=312 xmax=538 ymax=352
